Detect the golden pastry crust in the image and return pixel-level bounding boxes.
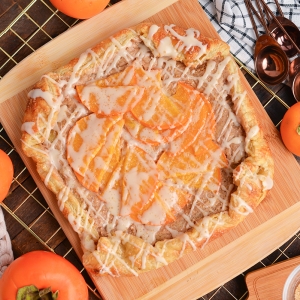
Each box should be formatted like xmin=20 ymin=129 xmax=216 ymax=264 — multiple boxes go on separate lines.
xmin=21 ymin=22 xmax=274 ymax=277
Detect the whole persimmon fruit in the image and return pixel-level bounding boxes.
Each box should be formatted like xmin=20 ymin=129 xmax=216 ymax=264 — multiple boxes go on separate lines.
xmin=280 ymin=102 xmax=300 ymax=157
xmin=0 ymin=149 xmax=13 ymax=202
xmin=50 ymin=0 xmax=110 ymax=19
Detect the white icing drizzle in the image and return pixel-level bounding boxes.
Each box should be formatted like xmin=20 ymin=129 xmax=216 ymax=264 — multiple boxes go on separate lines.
xmin=21 ymin=139 xmax=47 ymax=156
xmin=67 ymin=114 xmax=121 ymax=176
xmin=135 ymin=223 xmax=160 ymax=245
xmin=142 ymin=24 xmax=207 ymax=63
xmin=164 ymin=25 xmax=207 ymax=61
xmin=165 ymin=225 xmax=181 ymax=238
xmin=178 ymin=233 xmax=197 ymax=257
xmin=233 ymin=89 xmax=247 ymax=115
xmin=21 ymin=121 xmax=35 ymax=135
xmin=157 ymin=36 xmax=179 ymax=59
xmin=259 ymin=175 xmax=274 ymax=191
xmin=245 ymin=125 xmax=259 ymax=153
xmin=57 ymin=186 xmax=70 ymax=211
xmin=230 ymin=194 xmax=253 ymax=215
xmin=92 ymin=234 xmax=139 ymax=276
xmin=28 ymin=88 xmax=63 ymax=141
xmin=44 ymin=165 xmax=54 ymax=186
xmin=64 ymin=49 xmax=97 ymax=96
xmin=148 ymin=24 xmax=160 ymax=40
xmin=80 ymin=85 xmax=144 ymax=115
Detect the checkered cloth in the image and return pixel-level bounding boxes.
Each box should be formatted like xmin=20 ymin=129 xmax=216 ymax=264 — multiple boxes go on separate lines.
xmin=0 ymin=207 xmax=13 ymax=277
xmin=198 ymin=0 xmax=300 ymax=71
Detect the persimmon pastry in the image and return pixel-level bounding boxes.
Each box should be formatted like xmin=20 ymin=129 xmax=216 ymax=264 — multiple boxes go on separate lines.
xmin=21 ymin=23 xmax=274 ymax=276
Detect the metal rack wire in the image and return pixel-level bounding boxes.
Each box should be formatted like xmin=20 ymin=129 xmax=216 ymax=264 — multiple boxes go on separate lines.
xmin=0 ymin=1 xmax=299 ymax=299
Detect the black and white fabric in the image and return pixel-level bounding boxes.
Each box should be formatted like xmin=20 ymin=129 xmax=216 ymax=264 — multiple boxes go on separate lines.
xmin=0 ymin=207 xmax=13 ymax=277
xmin=198 ymin=0 xmax=300 ymax=71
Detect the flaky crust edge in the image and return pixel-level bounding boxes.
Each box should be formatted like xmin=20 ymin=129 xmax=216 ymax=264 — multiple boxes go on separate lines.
xmin=21 ymin=23 xmax=274 ymax=276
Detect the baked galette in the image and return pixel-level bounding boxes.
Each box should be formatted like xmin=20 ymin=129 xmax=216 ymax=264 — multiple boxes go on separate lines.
xmin=21 ymin=23 xmax=274 ymax=276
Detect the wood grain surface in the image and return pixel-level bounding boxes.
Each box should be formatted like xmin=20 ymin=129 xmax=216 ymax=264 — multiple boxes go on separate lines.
xmin=1 ymin=0 xmax=300 ymax=299
xmin=246 ymin=256 xmax=300 ymax=300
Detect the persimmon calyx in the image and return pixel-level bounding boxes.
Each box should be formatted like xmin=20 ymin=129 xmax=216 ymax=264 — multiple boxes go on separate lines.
xmin=17 ymin=285 xmax=58 ymax=300
xmin=297 ymin=125 xmax=300 ymax=135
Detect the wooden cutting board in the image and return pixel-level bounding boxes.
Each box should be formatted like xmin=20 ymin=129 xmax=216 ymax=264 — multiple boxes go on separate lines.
xmin=1 ymin=0 xmax=300 ymax=299
xmin=246 ymin=256 xmax=300 ymax=299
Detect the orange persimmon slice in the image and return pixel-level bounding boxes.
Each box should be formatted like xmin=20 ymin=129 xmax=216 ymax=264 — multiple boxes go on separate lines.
xmin=124 ymin=112 xmax=191 ymax=145
xmin=74 ymin=119 xmax=124 ymax=192
xmin=76 ymin=65 xmax=136 ymax=93
xmin=124 ymin=112 xmax=163 ymax=145
xmin=131 ymin=183 xmax=191 ymax=225
xmin=66 ymin=114 xmax=121 ymax=176
xmin=100 ymin=156 xmax=125 ymax=216
xmin=76 ymin=66 xmax=143 ymax=116
xmin=131 ymin=69 xmax=195 ymax=130
xmin=192 ymin=139 xmax=227 ymax=193
xmin=99 ymin=138 xmax=122 ymax=192
xmin=157 ymin=140 xmax=227 ymax=192
xmin=76 ymin=85 xmax=144 ymax=116
xmin=167 ymin=92 xmax=212 ymax=156
xmin=120 ymin=146 xmax=158 ymax=216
